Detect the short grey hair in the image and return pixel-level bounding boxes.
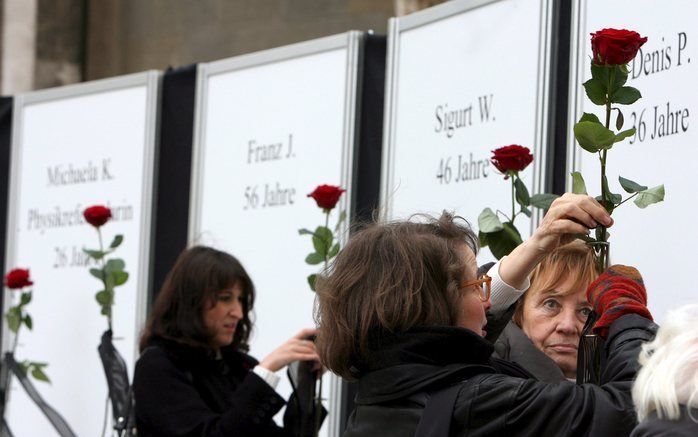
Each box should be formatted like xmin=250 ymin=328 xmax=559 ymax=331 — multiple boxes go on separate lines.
xmin=632 ymin=304 xmax=698 ymax=422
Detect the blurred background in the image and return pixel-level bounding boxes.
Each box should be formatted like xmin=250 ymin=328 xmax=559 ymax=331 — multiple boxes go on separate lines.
xmin=0 ymin=0 xmax=447 ymax=94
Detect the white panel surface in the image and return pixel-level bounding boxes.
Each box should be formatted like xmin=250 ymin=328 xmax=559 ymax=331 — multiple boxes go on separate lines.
xmin=568 ymin=0 xmax=697 ymax=322
xmin=382 ymin=0 xmax=553 ymax=262
xmin=190 ymin=33 xmax=360 ymax=437
xmin=3 ymin=72 xmax=159 ymax=435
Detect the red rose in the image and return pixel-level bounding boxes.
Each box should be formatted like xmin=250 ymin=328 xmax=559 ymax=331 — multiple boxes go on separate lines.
xmin=83 ymin=205 xmax=112 ymax=228
xmin=307 ymin=185 xmax=345 ymax=210
xmin=4 ymin=268 xmax=33 ymax=289
xmin=491 ymin=145 xmax=533 ymax=176
xmin=590 ymin=28 xmax=647 ymax=65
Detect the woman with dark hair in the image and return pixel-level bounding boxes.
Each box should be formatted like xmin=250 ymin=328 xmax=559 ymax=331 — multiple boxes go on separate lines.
xmin=315 ymin=211 xmax=656 ymax=436
xmin=134 ymin=246 xmax=320 ymax=437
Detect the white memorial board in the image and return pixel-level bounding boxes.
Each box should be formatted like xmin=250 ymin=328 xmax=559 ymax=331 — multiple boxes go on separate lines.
xmin=3 ymin=72 xmax=160 ymax=434
xmin=567 ymin=0 xmax=696 ymax=322
xmin=189 ymin=32 xmax=361 ymax=437
xmin=381 ymin=0 xmax=554 ymax=261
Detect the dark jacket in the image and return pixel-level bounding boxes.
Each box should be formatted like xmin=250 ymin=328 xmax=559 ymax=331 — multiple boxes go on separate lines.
xmin=133 ymin=338 xmax=295 ymax=437
xmin=630 ymin=407 xmax=698 ymax=437
xmin=492 ymin=321 xmax=567 ymax=382
xmin=344 ymin=314 xmax=656 ymax=437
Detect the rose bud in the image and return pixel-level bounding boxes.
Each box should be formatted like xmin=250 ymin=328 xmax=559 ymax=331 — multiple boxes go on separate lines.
xmin=83 ymin=205 xmax=113 ymax=228
xmin=307 ymin=185 xmax=346 ymax=211
xmin=590 ymin=28 xmax=648 ymax=65
xmin=4 ymin=268 xmax=33 ymax=289
xmin=491 ymin=145 xmax=534 ymax=177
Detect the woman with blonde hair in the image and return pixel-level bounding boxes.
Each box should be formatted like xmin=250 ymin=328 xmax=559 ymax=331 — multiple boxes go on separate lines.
xmin=631 ymin=304 xmax=698 ymax=436
xmin=491 ymin=240 xmax=597 ymax=381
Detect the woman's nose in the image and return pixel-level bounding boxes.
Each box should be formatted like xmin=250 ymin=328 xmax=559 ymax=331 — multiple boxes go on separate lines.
xmin=230 ymin=301 xmax=243 ymax=319
xmin=482 ymin=298 xmax=491 ymax=312
xmin=556 ymin=308 xmax=579 ymax=334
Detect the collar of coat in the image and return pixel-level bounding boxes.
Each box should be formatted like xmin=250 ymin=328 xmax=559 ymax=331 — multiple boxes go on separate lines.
xmin=352 ymin=326 xmax=496 ymax=404
xmin=147 ymin=336 xmax=257 ymax=374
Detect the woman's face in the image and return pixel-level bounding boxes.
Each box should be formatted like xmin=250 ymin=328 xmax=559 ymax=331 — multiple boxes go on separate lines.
xmin=203 ymin=283 xmax=245 ymax=350
xmin=520 ymin=275 xmax=592 ymax=378
xmin=455 ymin=245 xmax=491 ymax=337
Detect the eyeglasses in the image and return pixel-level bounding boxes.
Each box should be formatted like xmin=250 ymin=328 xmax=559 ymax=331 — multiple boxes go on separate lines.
xmin=460 ymin=274 xmax=492 ymax=302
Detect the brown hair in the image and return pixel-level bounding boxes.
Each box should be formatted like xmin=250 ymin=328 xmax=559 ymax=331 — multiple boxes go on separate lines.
xmin=314 ymin=212 xmax=478 ymax=380
xmin=512 ymin=240 xmax=597 ymax=326
xmin=139 ymin=246 xmax=255 ymax=352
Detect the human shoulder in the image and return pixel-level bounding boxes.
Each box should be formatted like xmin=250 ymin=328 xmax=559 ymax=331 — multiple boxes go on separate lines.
xmin=451 ymin=374 xmax=524 ymax=433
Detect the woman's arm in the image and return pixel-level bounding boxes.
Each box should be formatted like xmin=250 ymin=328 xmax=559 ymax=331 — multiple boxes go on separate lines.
xmin=495 ymin=193 xmax=613 ymax=289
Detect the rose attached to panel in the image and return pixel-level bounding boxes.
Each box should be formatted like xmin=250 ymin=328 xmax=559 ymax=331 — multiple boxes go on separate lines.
xmin=491 ymin=145 xmax=534 ymax=177
xmin=83 ymin=205 xmax=113 ymax=228
xmin=590 ymin=28 xmax=647 ymax=65
xmin=4 ymin=268 xmax=33 ymax=289
xmin=307 ymin=185 xmax=346 ymax=211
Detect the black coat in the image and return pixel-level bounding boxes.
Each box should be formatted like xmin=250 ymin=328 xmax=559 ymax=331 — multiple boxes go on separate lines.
xmin=630 ymin=407 xmax=698 ymax=437
xmin=344 ymin=314 xmax=657 ymax=437
xmin=133 ymin=338 xmax=296 ymax=437
xmin=492 ymin=321 xmax=567 ymax=382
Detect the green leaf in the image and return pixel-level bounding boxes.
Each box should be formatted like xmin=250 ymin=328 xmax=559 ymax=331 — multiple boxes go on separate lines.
xmin=20 ymin=292 xmax=31 ymax=306
xmin=601 ymin=175 xmax=623 ymax=207
xmin=83 ymin=248 xmax=106 ymax=260
xmin=487 ymin=222 xmax=524 ymax=260
xmin=615 ymin=127 xmax=636 ymax=143
xmin=634 ymin=185 xmax=665 ymax=209
xmin=611 ymin=86 xmax=641 ymax=105
xmin=590 ymin=63 xmax=610 ymax=83
xmin=23 ymin=314 xmax=32 ymax=330
xmin=6 ymin=311 xmax=20 ymax=333
xmin=109 ymin=235 xmax=123 ymax=249
xmin=618 ymin=176 xmax=647 ymax=193
xmin=105 ymin=258 xmax=125 ymax=273
xmin=104 ymin=271 xmax=116 ymax=290
xmin=571 ymin=171 xmax=588 ymax=195
xmin=305 ymin=252 xmax=324 ymax=265
xmin=328 ymin=243 xmax=340 ymax=259
xmin=583 ymin=78 xmax=607 ymax=105
xmin=298 ymin=228 xmax=314 ymax=236
xmin=334 ymin=210 xmax=347 ymax=233
xmin=574 ymin=121 xmax=616 ymax=152
xmin=615 ymin=109 xmax=625 ymax=131
xmin=113 ymin=271 xmax=129 ymax=286
xmin=478 ymin=208 xmax=503 ymax=233
xmin=30 ymin=365 xmax=50 ymax=383
xmin=95 ymin=290 xmax=111 ymax=306
xmin=478 ymin=231 xmax=489 ymax=248
xmin=579 ymin=112 xmax=601 ymax=124
xmin=530 ymin=193 xmax=560 ymax=210
xmin=313 ymin=226 xmax=333 ymax=256
xmin=307 ymin=274 xmax=317 ymax=292
xmin=514 ymin=177 xmax=530 ymax=207
xmin=611 ymin=65 xmax=629 ymax=91
xmin=520 ymin=205 xmax=532 ymax=218
xmin=89 ymin=268 xmax=103 ymax=280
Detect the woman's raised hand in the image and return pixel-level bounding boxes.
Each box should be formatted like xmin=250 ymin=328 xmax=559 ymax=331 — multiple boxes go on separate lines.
xmin=528 ymin=193 xmax=613 ymax=254
xmin=259 ymin=328 xmax=320 ymax=372
xmin=498 ymin=193 xmax=613 ymax=289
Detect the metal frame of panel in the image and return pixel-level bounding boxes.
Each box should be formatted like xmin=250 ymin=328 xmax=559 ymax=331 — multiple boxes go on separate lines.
xmin=189 ymin=31 xmax=364 ymax=437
